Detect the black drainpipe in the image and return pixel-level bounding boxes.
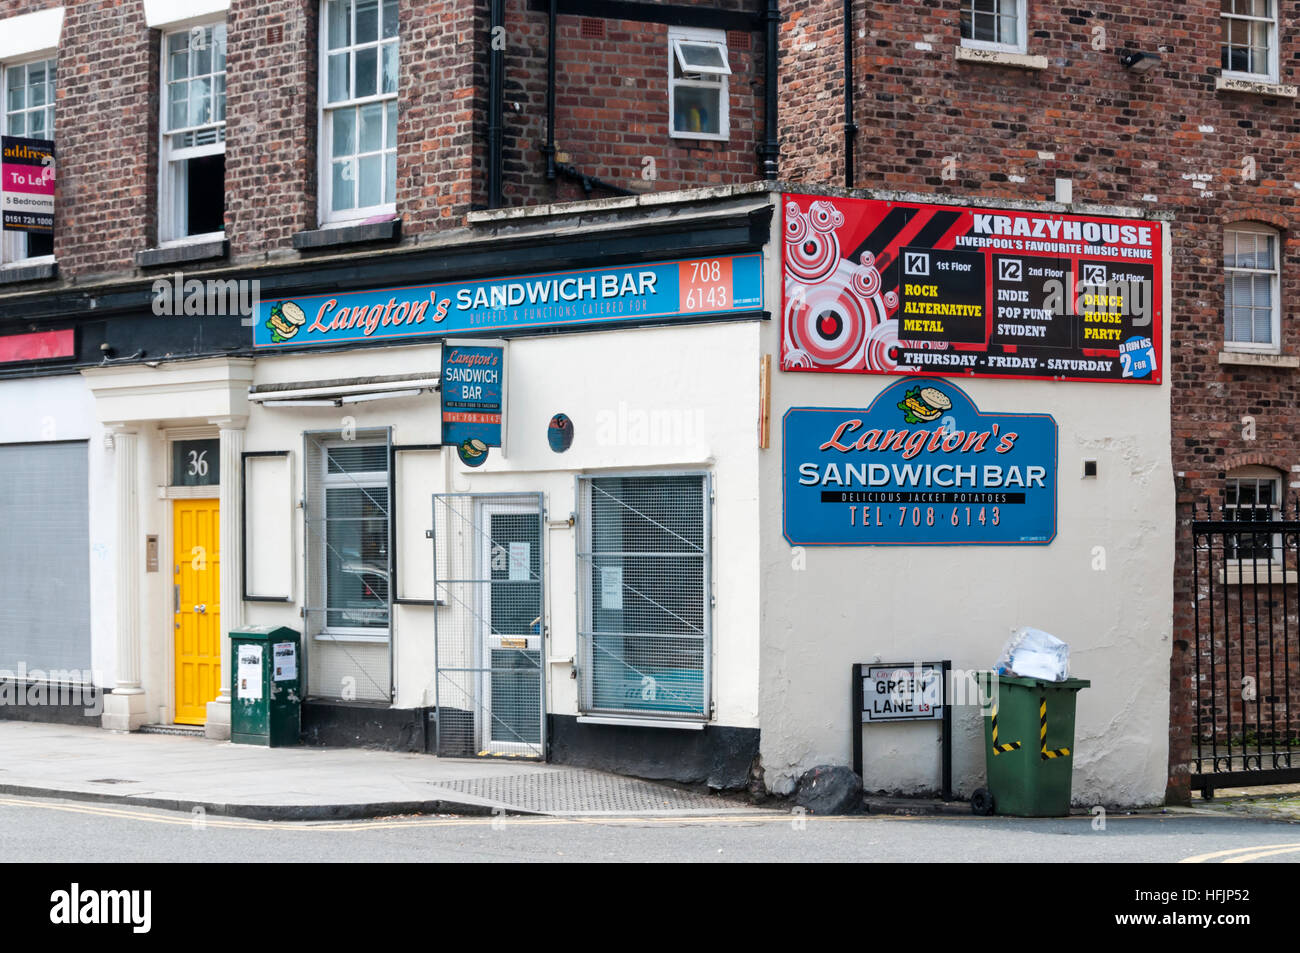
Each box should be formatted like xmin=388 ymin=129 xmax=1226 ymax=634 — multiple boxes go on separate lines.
xmin=843 ymin=0 xmax=857 ymax=188
xmin=488 ymin=0 xmax=505 ymax=207
xmin=761 ymin=0 xmax=780 ymax=179
xmin=542 ymin=0 xmax=558 ymax=183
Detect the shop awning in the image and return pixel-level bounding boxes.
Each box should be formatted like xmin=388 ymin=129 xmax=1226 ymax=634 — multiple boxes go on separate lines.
xmin=247 ymin=372 xmax=440 ymax=407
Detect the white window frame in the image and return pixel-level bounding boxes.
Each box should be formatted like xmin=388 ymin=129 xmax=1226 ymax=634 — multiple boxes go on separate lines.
xmin=959 ymin=0 xmax=1028 ymax=54
xmin=1221 ymin=0 xmax=1278 ymax=83
xmin=667 ymin=26 xmax=731 ymax=142
xmin=1225 ymin=467 xmax=1283 ymax=565
xmin=157 ymin=20 xmax=227 ymax=245
xmin=1224 ymin=224 xmax=1281 ymax=353
xmin=1 ymin=54 xmax=56 ymax=266
xmin=317 ymin=0 xmax=399 ymax=226
xmin=317 ymin=438 xmax=391 ymax=641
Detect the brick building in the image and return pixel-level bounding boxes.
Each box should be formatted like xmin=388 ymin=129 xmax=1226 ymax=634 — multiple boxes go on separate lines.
xmin=0 ymin=0 xmax=1292 ymax=805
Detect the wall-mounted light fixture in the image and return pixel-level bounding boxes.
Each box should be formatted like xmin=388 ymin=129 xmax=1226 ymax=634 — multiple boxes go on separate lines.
xmin=1118 ymin=50 xmax=1161 ymax=73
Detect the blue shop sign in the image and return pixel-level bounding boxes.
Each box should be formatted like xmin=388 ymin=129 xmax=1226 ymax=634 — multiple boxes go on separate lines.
xmin=441 ymin=343 xmax=504 ymax=455
xmin=254 ymin=253 xmax=764 ymax=349
xmin=783 ymin=378 xmax=1058 ymax=546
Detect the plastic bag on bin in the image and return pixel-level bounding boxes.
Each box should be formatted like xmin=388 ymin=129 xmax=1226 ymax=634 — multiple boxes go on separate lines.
xmin=995 ymin=626 xmax=1069 ymax=681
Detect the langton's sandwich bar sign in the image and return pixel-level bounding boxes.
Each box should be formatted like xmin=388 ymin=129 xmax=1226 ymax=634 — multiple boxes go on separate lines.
xmin=782 ymin=378 xmax=1058 ymax=547
xmin=781 ymin=193 xmax=1163 ymax=384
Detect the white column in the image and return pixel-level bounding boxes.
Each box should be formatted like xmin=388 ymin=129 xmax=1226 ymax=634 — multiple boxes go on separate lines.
xmin=102 ymin=426 xmax=149 ymax=731
xmin=205 ymin=418 xmax=246 ymax=739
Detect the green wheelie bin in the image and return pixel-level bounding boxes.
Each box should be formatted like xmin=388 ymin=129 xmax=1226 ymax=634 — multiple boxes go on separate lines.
xmin=972 ymin=673 xmax=1090 ymax=817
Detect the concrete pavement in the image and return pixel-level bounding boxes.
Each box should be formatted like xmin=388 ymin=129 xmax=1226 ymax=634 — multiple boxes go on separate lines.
xmin=0 ymin=721 xmax=767 ymax=820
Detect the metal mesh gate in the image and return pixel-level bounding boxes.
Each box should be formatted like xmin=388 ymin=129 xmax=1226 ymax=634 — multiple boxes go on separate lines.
xmin=577 ymin=474 xmax=710 ymax=719
xmin=432 ymin=493 xmax=545 ymax=758
xmin=1189 ymin=498 xmax=1300 ymax=796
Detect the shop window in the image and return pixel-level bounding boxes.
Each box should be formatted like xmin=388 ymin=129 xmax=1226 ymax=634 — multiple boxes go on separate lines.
xmin=1224 ymin=225 xmax=1280 ymax=351
xmin=1224 ymin=468 xmax=1282 ymax=563
xmin=578 ymin=473 xmax=710 ymax=719
xmin=304 ymin=432 xmax=392 ymax=702
xmin=159 ymin=22 xmax=227 ymax=243
xmin=1 ymin=57 xmax=56 ymax=263
xmin=1221 ymin=0 xmax=1277 ymax=82
xmin=320 ymin=0 xmax=398 ymax=223
xmin=668 ymin=27 xmax=731 ymax=141
xmin=960 ymin=0 xmax=1026 ymax=53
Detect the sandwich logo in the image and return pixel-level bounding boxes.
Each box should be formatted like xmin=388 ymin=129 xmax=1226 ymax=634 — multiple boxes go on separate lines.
xmin=897 ymin=386 xmax=952 ymax=425
xmin=266 ymin=301 xmax=307 ymax=343
xmin=49 ymin=883 xmax=151 ymax=934
xmin=457 ymin=438 xmax=489 ymax=467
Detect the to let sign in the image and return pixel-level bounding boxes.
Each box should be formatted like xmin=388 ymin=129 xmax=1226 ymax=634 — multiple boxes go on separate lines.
xmin=862 ymin=663 xmax=944 ymax=723
xmin=1 ymin=136 xmax=54 ymax=234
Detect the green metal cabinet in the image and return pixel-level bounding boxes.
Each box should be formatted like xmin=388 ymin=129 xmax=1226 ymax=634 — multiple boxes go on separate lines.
xmin=230 ymin=626 xmax=302 ymax=747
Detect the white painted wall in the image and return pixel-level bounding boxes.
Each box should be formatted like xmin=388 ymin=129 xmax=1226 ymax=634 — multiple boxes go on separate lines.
xmin=756 ymin=220 xmax=1175 ymax=808
xmin=243 ymin=320 xmax=762 ymax=726
xmin=0 ymin=372 xmax=113 ymax=686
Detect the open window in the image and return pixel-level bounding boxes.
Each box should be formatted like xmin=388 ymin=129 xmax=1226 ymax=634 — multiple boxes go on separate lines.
xmin=158 ymin=22 xmax=227 ymax=243
xmin=668 ymin=27 xmax=730 ymax=141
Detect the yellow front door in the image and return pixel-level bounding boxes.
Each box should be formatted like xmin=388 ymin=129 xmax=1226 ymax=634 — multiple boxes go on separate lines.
xmin=174 ymin=499 xmax=221 ymax=725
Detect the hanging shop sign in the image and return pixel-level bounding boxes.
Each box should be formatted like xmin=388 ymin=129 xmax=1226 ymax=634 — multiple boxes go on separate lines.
xmin=1 ymin=136 xmax=55 ymax=234
xmin=783 ymin=377 xmax=1057 ymax=546
xmin=441 ymin=341 xmax=505 ymax=463
xmin=781 ymin=192 xmax=1162 ymax=384
xmin=254 ymin=253 xmax=764 ymax=349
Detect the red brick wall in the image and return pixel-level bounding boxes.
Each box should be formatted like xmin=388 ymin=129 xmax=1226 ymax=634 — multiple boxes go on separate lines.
xmin=500 ymin=3 xmax=765 ymax=205
xmin=20 ymin=0 xmax=157 ymax=277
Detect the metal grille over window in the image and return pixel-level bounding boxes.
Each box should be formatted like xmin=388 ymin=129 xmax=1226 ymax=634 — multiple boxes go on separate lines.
xmin=1226 ymin=475 xmax=1281 ymax=562
xmin=432 ymin=493 xmax=545 ymax=758
xmin=577 ymin=474 xmax=710 ymax=719
xmin=304 ymin=430 xmax=392 ymax=702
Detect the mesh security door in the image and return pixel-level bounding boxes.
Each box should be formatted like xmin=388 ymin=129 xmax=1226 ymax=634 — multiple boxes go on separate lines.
xmin=578 ymin=474 xmax=711 ymax=719
xmin=432 ymin=493 xmax=545 ymax=758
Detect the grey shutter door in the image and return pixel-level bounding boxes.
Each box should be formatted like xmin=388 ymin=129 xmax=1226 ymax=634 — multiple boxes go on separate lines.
xmin=0 ymin=441 xmax=91 ymax=673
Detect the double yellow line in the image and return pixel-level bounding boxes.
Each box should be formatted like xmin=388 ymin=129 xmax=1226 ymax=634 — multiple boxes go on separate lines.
xmin=1180 ymin=842 xmax=1300 ymax=864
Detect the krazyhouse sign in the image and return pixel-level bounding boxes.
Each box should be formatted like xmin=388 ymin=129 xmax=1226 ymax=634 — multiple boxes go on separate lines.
xmin=783 ymin=378 xmax=1057 ymax=546
xmin=781 ymin=192 xmax=1163 ymax=383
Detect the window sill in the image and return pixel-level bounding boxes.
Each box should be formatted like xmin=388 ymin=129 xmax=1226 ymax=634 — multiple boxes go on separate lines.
xmin=576 ymin=714 xmax=707 ymax=730
xmin=135 ymin=238 xmax=228 ymax=268
xmin=313 ymin=631 xmax=391 ymax=644
xmin=1218 ymin=350 xmax=1298 ymax=368
xmin=0 ymin=259 xmax=58 ymax=284
xmin=955 ymin=46 xmax=1048 ymax=71
xmin=293 ymin=218 xmax=401 ymax=251
xmin=1220 ymin=566 xmax=1298 ymax=586
xmin=1215 ymin=76 xmax=1297 ymax=98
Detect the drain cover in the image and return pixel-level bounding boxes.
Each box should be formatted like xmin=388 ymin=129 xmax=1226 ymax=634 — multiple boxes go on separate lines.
xmin=87 ymin=778 xmax=137 ymax=785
